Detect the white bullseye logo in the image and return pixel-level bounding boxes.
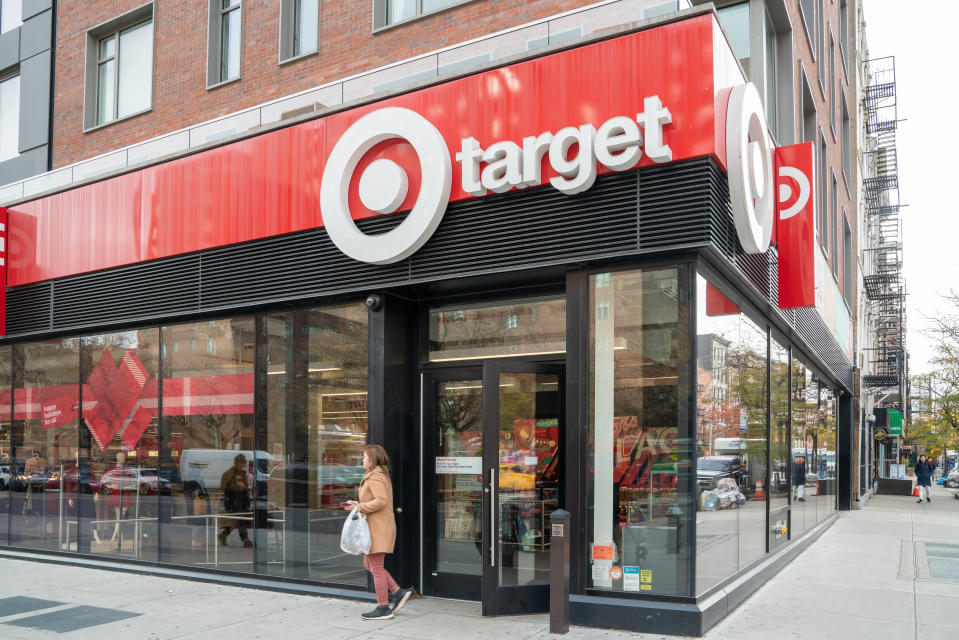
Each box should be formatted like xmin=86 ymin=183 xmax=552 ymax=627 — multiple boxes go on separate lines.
xmin=777 ymin=165 xmax=811 ymax=220
xmin=320 ymin=107 xmax=452 ymax=264
xmin=726 ymin=83 xmax=774 ymax=254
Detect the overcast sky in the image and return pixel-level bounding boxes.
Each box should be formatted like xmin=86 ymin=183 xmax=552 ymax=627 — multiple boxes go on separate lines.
xmin=861 ymin=0 xmax=958 ymax=377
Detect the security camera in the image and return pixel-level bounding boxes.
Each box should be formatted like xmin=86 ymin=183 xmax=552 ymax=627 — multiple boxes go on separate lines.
xmin=365 ymin=294 xmax=383 ymax=311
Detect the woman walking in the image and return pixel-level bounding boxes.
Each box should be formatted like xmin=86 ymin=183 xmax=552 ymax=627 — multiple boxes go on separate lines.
xmin=345 ymin=444 xmax=414 ymax=620
xmin=915 ymin=454 xmax=935 ymax=504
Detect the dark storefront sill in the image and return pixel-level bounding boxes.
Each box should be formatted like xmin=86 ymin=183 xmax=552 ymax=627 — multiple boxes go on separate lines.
xmin=570 ymin=513 xmax=839 ymax=637
xmin=876 ymin=478 xmax=913 ymax=496
xmin=0 ymin=546 xmax=375 ymax=602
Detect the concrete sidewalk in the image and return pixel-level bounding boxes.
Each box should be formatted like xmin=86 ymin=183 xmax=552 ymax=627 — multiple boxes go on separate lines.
xmin=0 ymin=486 xmax=957 ymax=639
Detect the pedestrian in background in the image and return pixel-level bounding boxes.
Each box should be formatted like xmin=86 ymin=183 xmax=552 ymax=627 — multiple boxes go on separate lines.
xmin=915 ymin=454 xmax=935 ymax=504
xmin=345 ymin=444 xmax=414 ymax=620
xmin=791 ymin=455 xmax=806 ymax=502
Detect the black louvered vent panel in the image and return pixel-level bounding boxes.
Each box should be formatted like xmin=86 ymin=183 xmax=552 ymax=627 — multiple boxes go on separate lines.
xmin=199 ymin=220 xmax=410 ymax=310
xmin=639 ymin=159 xmax=716 ymax=249
xmin=796 ymin=307 xmax=853 ymax=389
xmin=51 ymin=255 xmax=201 ymax=331
xmin=768 ymin=249 xmax=779 ymax=307
xmin=7 ymin=283 xmax=52 ymax=334
xmin=410 ymin=172 xmax=638 ymax=279
xmin=706 ymin=164 xmax=736 ymax=259
xmin=736 ymin=251 xmax=769 ymax=301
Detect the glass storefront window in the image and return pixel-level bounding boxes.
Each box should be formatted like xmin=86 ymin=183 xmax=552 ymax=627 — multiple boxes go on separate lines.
xmin=263 ymin=303 xmax=368 ymax=583
xmin=790 ymin=359 xmax=838 ymax=531
xmin=769 ymin=338 xmax=789 ymax=545
xmin=588 ymin=266 xmax=692 ymax=597
xmin=9 ymin=339 xmax=80 ymax=551
xmin=159 ymin=318 xmax=256 ymax=572
xmin=0 ymin=346 xmax=10 ymax=545
xmin=695 ymin=275 xmax=767 ymax=593
xmin=429 ymin=297 xmax=566 ymax=361
xmin=80 ymin=330 xmax=160 ymax=561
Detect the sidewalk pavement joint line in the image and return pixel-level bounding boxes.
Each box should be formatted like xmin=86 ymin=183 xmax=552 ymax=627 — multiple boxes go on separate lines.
xmin=912 ymin=513 xmax=919 ymax=640
xmin=0 ymin=603 xmax=77 ymax=625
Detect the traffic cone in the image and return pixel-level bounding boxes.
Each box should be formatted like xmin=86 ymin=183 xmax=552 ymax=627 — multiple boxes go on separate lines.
xmin=753 ymin=480 xmax=765 ymax=501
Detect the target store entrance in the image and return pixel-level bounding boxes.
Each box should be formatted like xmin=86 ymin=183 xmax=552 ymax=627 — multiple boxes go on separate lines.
xmin=421 ymin=295 xmax=565 ymax=615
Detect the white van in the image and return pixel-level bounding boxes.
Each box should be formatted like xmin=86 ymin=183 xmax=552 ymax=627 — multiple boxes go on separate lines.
xmin=178 ymin=449 xmax=274 ymax=492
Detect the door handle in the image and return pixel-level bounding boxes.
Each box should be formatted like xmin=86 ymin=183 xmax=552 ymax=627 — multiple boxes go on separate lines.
xmin=489 ymin=467 xmax=496 ymax=568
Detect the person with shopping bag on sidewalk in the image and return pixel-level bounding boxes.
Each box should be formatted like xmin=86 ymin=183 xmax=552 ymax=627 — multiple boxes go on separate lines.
xmin=343 ymin=444 xmax=414 ymax=620
xmin=915 ymin=454 xmax=935 ymax=504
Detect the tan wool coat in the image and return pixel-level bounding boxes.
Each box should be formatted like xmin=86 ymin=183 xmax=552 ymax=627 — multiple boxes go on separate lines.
xmin=357 ymin=466 xmax=396 ymax=554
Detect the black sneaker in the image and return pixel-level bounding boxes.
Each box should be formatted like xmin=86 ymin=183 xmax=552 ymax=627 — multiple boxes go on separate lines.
xmin=361 ymin=605 xmax=394 ymax=620
xmin=927 ymin=497 xmax=931 ymax=502
xmin=390 ymin=587 xmax=414 ymax=613
xmin=917 ymin=499 xmax=923 ymax=503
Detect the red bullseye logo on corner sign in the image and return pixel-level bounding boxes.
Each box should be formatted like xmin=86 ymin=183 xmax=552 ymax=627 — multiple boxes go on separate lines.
xmin=319 ymin=107 xmax=453 ymax=265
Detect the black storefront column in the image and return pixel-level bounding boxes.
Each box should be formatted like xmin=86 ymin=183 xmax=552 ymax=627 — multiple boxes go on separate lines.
xmin=284 ymin=311 xmax=311 ymax=578
xmin=838 ymin=390 xmax=854 ymax=510
xmin=564 ymin=269 xmax=589 ymax=597
xmin=368 ymin=293 xmax=417 ymax=590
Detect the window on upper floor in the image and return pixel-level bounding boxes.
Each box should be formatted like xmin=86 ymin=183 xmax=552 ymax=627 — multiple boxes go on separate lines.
xmin=829 ymin=31 xmax=836 ymax=133
xmin=1 ymin=0 xmax=21 ymax=34
xmin=819 ymin=132 xmax=827 ymax=253
xmin=841 ymin=97 xmax=851 ymax=185
xmin=799 ymin=0 xmax=814 ymax=43
xmin=831 ymin=174 xmax=838 ymax=276
xmin=717 ymin=3 xmax=750 ymax=78
xmin=279 ymin=0 xmax=319 ymax=62
xmin=0 ymin=72 xmax=18 ymax=162
xmin=372 ymin=0 xmax=469 ymax=30
xmin=839 ymin=0 xmax=848 ymax=73
xmin=842 ymin=214 xmax=853 ymax=308
xmin=715 ymin=1 xmax=792 ymax=143
xmin=84 ymin=4 xmax=154 ymax=130
xmin=816 ymin=0 xmax=825 ymax=88
xmin=208 ymin=0 xmax=242 ymax=87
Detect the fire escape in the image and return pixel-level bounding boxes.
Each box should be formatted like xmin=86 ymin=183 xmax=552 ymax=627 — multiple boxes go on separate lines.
xmin=861 ymin=57 xmax=905 ymax=401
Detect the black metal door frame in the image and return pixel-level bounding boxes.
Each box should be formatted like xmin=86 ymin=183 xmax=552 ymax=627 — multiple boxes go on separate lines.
xmin=481 ymin=359 xmax=565 ymax=616
xmin=421 ymin=366 xmax=483 ymax=601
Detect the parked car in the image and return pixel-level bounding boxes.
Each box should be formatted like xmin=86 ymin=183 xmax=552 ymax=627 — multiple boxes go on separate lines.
xmin=10 ymin=469 xmax=52 ymax=492
xmin=45 ymin=466 xmax=99 ymax=494
xmin=0 ymin=465 xmax=10 ymax=489
xmin=100 ymin=468 xmax=172 ymax=496
xmin=697 ymin=455 xmax=746 ymax=493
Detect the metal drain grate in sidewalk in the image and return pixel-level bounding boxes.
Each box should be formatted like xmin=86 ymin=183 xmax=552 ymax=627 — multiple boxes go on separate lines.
xmin=0 ymin=597 xmax=141 ymax=634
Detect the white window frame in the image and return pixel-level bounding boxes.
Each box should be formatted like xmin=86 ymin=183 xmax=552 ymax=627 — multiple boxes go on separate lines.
xmin=279 ymin=0 xmax=320 ymax=64
xmin=0 ymin=0 xmax=22 ymax=35
xmin=83 ymin=3 xmax=155 ymax=132
xmin=207 ymin=0 xmax=243 ymax=88
xmin=372 ymin=0 xmax=476 ymax=32
xmin=0 ymin=71 xmax=19 ymax=162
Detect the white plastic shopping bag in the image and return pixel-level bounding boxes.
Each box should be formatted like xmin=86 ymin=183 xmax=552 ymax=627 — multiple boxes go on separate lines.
xmin=340 ymin=505 xmax=371 ymax=555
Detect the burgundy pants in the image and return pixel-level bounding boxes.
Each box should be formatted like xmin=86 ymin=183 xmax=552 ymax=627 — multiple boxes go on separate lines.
xmin=363 ymin=552 xmax=399 ymax=606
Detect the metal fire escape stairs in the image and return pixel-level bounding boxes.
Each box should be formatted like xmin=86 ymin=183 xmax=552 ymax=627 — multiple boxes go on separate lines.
xmin=861 ymin=57 xmax=905 ymax=400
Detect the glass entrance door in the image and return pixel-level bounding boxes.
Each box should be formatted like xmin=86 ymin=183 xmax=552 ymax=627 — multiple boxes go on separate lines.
xmin=423 ymin=370 xmax=484 ymax=600
xmin=481 ymin=361 xmax=563 ymax=615
xmin=423 ymin=361 xmax=564 ymax=614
